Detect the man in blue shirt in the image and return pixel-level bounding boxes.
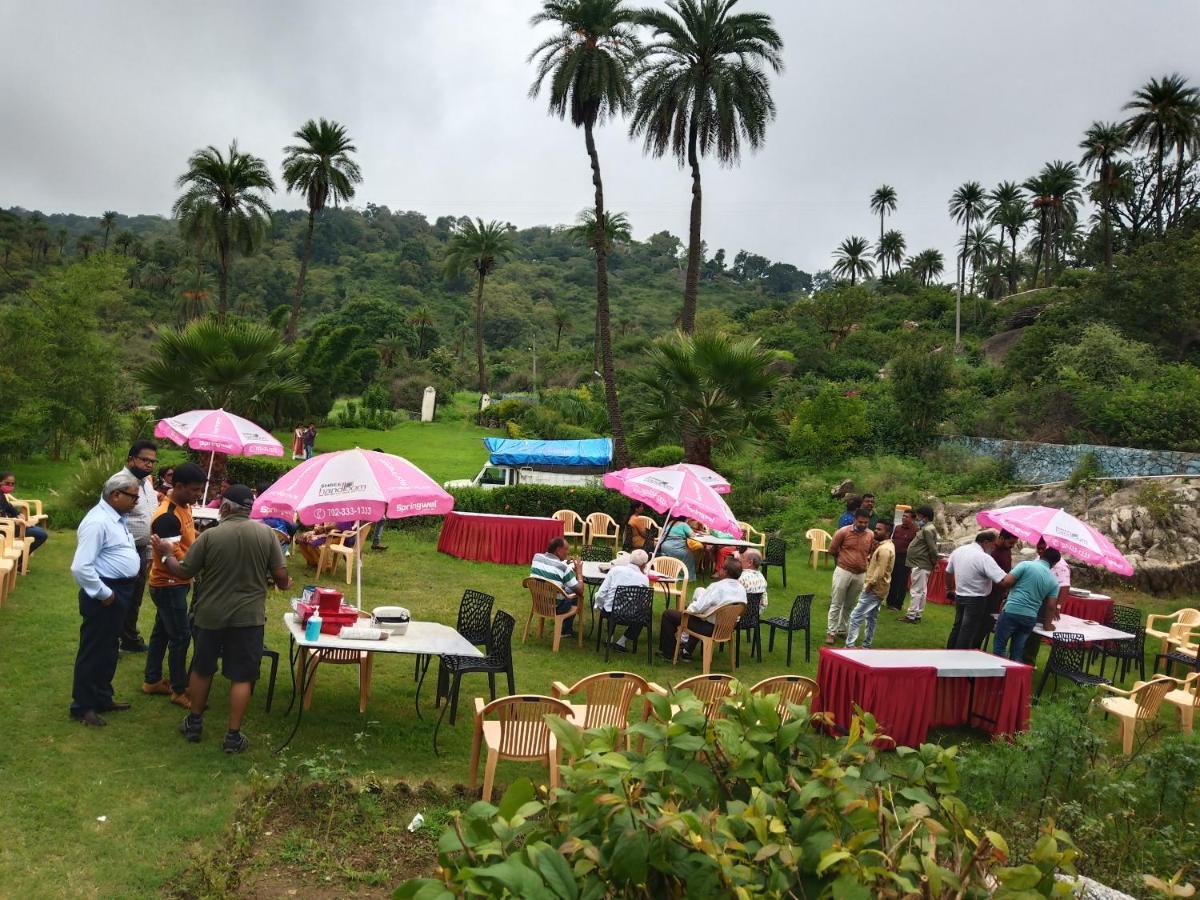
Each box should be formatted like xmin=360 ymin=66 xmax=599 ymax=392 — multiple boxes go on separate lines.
xmin=69 ymin=471 xmax=144 ymax=726
xmin=992 ymin=548 xmax=1065 ymax=662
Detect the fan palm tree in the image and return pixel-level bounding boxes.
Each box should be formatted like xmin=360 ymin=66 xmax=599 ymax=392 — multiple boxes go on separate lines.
xmin=907 ymin=248 xmax=944 ymax=286
xmin=1123 ymin=74 xmax=1200 ymax=234
xmin=77 ymin=233 xmax=96 ymax=260
xmin=630 ymin=0 xmax=783 ymax=336
xmin=172 ymin=142 xmax=275 ymax=322
xmin=281 ymin=118 xmax=363 ymax=343
xmin=1079 ymin=121 xmax=1128 ymax=267
xmin=100 ymin=211 xmax=117 ymax=251
xmin=948 ymin=181 xmax=985 ymax=349
xmin=443 ymin=218 xmax=516 ymax=392
xmin=628 ymin=331 xmax=780 ymax=466
xmin=529 ymin=0 xmax=641 ymax=466
xmin=831 ymin=236 xmax=874 ymax=285
xmin=566 ymin=208 xmax=631 ymax=251
xmin=870 ymin=185 xmax=898 ymax=245
xmin=876 ymin=229 xmax=905 ymax=278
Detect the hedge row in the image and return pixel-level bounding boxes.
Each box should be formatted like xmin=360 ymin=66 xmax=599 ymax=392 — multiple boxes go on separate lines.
xmin=447 ymin=485 xmax=633 ymax=524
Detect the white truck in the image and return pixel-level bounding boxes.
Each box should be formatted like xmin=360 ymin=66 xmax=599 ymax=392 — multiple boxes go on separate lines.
xmin=443 ymin=438 xmax=612 ymax=490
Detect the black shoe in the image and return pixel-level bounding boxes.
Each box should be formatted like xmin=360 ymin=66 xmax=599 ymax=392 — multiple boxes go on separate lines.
xmin=75 ymin=710 xmax=107 ymax=727
xmin=121 ymin=639 xmax=148 ymax=653
xmin=223 ymin=732 xmax=249 ymax=754
xmin=178 ymin=714 xmax=203 ymax=743
xmin=101 ymin=701 xmax=132 ymax=712
xmin=371 ymin=545 xmax=388 ymax=552
xmin=609 ymin=641 xmax=628 ymax=653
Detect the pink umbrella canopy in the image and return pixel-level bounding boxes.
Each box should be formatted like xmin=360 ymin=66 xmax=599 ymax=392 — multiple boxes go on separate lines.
xmin=975 ymin=505 xmax=1133 ymax=576
xmin=252 ymin=448 xmax=453 ymax=527
xmin=155 ymin=408 xmax=284 ymax=458
xmin=603 ymin=466 xmax=741 ymax=537
xmin=665 ymin=463 xmax=731 ymax=494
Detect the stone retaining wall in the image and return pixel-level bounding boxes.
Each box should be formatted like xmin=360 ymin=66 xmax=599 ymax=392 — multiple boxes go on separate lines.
xmin=947 ymin=437 xmax=1200 ymax=484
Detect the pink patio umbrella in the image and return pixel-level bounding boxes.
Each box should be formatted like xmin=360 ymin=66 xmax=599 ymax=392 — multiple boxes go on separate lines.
xmin=252 ymin=448 xmax=454 ymax=606
xmin=603 ymin=466 xmax=742 ymax=538
xmin=155 ymin=408 xmax=284 ymax=502
xmin=975 ymin=505 xmax=1134 ymax=576
xmin=605 ymin=463 xmax=732 ymax=495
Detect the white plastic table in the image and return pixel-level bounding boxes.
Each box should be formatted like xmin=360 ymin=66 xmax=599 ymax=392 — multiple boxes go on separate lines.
xmin=988 ymin=612 xmax=1133 ymax=644
xmin=277 ymin=613 xmax=482 ymax=754
xmin=691 ymin=534 xmax=759 ymax=549
xmin=826 ymin=648 xmax=1025 ymax=678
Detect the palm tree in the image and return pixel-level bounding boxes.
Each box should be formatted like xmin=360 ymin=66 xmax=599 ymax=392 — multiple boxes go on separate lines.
xmin=870 ymin=185 xmax=898 ymax=245
xmin=962 ymin=225 xmax=998 ymax=297
xmin=987 ymin=181 xmax=1023 ymax=249
xmin=409 ymin=304 xmax=437 ymax=356
xmin=991 ymin=198 xmax=1031 ymax=293
xmin=552 ymin=307 xmax=573 ymax=351
xmin=281 ymin=118 xmax=363 ymax=343
xmin=948 ymin=181 xmax=985 ymax=349
xmin=77 ymin=233 xmax=96 ymax=260
xmin=443 ymin=218 xmax=516 ymax=392
xmin=376 ymin=332 xmax=409 ymax=369
xmin=173 ymin=142 xmax=275 ymax=322
xmin=907 ymin=248 xmax=944 ymax=286
xmin=56 ymin=228 xmax=68 ymax=258
xmin=1027 ymin=161 xmax=1081 ymax=286
xmin=113 ymin=230 xmax=134 ymax=256
xmin=876 ymin=229 xmax=905 ymax=278
xmin=831 ymin=236 xmax=874 ymax=285
xmin=630 ymin=0 xmax=783 ymax=337
xmin=1079 ymin=121 xmax=1127 ymax=267
xmin=100 ymin=211 xmax=118 ymax=251
xmin=566 ymin=208 xmax=631 ymax=250
xmin=529 ymin=0 xmax=641 ymax=466
xmin=1123 ymin=74 xmax=1200 ymax=234
xmin=629 ymin=331 xmax=779 ymax=466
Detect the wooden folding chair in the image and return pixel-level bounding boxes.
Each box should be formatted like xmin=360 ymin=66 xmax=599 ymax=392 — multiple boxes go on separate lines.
xmin=469 ymin=694 xmax=574 ymax=802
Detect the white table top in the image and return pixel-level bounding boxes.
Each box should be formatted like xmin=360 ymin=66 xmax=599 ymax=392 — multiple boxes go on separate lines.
xmin=1067 ymin=589 xmax=1112 ymax=602
xmin=581 ymin=560 xmax=670 ymax=582
xmin=827 ymin=648 xmax=1028 ymax=678
xmin=447 ymin=510 xmax=558 ymax=523
xmin=284 ymin=613 xmax=483 ymax=657
xmin=692 ymin=534 xmax=758 ymax=548
xmin=190 ymin=507 xmax=220 ymax=521
xmin=1034 ymin=613 xmax=1131 ymax=642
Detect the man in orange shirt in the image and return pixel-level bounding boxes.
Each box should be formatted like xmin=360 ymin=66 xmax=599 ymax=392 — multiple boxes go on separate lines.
xmin=142 ymin=463 xmax=207 ymax=707
xmin=826 ymin=508 xmax=877 ymax=644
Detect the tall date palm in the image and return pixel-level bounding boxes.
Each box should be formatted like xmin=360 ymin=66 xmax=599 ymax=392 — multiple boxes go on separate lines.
xmin=172 ymin=142 xmax=275 ymax=322
xmin=948 ymin=181 xmax=985 ymax=349
xmin=831 ymin=236 xmax=874 ymax=286
xmin=907 ymin=248 xmax=944 ymax=286
xmin=1123 ymin=74 xmax=1200 ymax=235
xmin=443 ymin=218 xmax=516 ymax=394
xmin=869 ymin=185 xmax=897 ymax=245
xmin=281 ymin=118 xmax=363 ymax=343
xmin=877 ymin=229 xmax=905 ymax=278
xmin=529 ymin=0 xmax=640 ymax=466
xmin=1079 ymin=121 xmax=1127 ymax=268
xmin=630 ymin=0 xmax=783 ymax=335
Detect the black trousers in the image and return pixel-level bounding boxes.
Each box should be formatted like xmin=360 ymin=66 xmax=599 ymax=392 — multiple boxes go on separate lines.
xmin=71 ymin=577 xmax=136 ymax=716
xmin=946 ymin=594 xmax=991 ymax=650
xmin=121 ymin=545 xmax=150 ymax=645
xmin=659 ymin=608 xmax=714 ymax=657
xmin=886 ymin=553 xmax=909 ymax=609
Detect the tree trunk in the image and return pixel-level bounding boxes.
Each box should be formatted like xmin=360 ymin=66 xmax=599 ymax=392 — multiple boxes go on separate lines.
xmin=955 ymin=216 xmax=969 ymax=352
xmin=1009 ymin=231 xmax=1019 ymax=293
xmin=284 ymin=208 xmax=315 ymax=344
xmin=1172 ymin=142 xmax=1186 ymax=228
xmin=679 ymin=124 xmax=702 ymax=335
xmin=684 ymin=433 xmax=712 ymax=467
xmin=1030 ymin=211 xmax=1046 ymax=288
xmin=217 ymin=244 xmax=229 ymax=323
xmin=555 ymin=323 xmax=562 ymax=352
xmin=584 ymin=120 xmax=629 ymax=468
xmin=474 ymin=272 xmax=487 ymax=393
xmin=1153 ymin=125 xmax=1165 ymax=237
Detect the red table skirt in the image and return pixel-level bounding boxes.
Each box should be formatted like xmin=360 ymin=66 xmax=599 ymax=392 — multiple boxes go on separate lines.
xmin=437 ymin=512 xmax=564 ymax=565
xmin=927 ymin=558 xmax=952 ymax=605
xmin=815 ymin=648 xmax=1032 ymax=748
xmin=1060 ymin=595 xmax=1113 ymax=624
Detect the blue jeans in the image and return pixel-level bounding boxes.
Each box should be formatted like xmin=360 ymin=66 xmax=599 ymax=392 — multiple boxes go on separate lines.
xmin=26 ymin=525 xmax=48 ymax=553
xmin=845 ymin=590 xmax=883 ymax=648
xmin=372 ymin=518 xmax=387 ymax=548
xmin=993 ymin=611 xmax=1037 ymax=661
xmin=145 ymin=584 xmax=191 ymax=693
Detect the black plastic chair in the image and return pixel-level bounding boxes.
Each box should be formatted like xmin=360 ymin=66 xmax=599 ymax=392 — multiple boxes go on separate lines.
xmin=761 ymin=537 xmax=788 ymax=588
xmin=456 ymin=589 xmax=495 ymax=647
xmin=260 ymin=645 xmax=280 ymax=712
xmin=764 ymin=594 xmax=813 ymax=666
xmin=1096 ymin=624 xmax=1147 ymax=684
xmin=1036 ymin=632 xmax=1111 ymax=699
xmin=1155 ymin=645 xmax=1200 ymax=678
xmin=596 ymin=584 xmax=654 ymax=664
xmin=436 ymin=610 xmax=517 ymax=726
xmin=735 ymin=592 xmax=764 ymax=664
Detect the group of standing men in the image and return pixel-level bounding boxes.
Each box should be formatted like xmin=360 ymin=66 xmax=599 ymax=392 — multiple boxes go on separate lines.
xmin=69 ymin=441 xmax=290 ymax=753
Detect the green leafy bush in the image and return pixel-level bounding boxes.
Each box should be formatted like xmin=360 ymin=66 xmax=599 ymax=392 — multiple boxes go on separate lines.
xmin=786 ymin=385 xmax=869 ymax=464
xmin=332 ymin=399 xmax=397 ymax=430
xmin=58 ymin=450 xmax=123 ymax=527
xmin=448 ymin=485 xmax=628 ymax=523
xmin=220 ymin=455 xmax=294 ymax=489
xmin=1136 ymin=481 xmax=1176 ymax=526
xmin=398 ymin=684 xmax=1078 ymax=898
xmin=637 ymin=445 xmax=684 ymax=467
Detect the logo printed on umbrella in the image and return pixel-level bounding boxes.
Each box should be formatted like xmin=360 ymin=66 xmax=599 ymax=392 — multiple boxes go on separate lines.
xmin=317 ymin=481 xmax=368 ymax=497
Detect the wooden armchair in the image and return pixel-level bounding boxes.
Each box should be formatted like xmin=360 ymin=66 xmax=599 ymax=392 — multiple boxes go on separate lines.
xmin=736 ymin=520 xmax=766 ymax=552
xmin=1146 ymin=608 xmax=1200 ymax=655
xmin=648 ymin=556 xmax=688 ymax=610
xmin=469 ymin=694 xmax=574 ymax=802
xmin=585 ymin=512 xmax=620 ymax=549
xmin=805 ymin=528 xmax=833 ymax=569
xmin=749 ymin=675 xmax=819 ymax=723
xmin=1164 ymin=672 xmax=1200 ymax=734
xmin=317 ymin=523 xmax=373 ymax=585
xmin=552 ymin=509 xmax=585 ymax=546
xmin=521 ymin=576 xmax=582 ymax=653
xmin=552 ymin=671 xmax=651 ymax=749
xmin=12 ymin=497 xmax=47 ymax=527
xmin=1096 ymin=676 xmax=1175 ymax=755
xmin=672 ymin=603 xmax=746 ymax=674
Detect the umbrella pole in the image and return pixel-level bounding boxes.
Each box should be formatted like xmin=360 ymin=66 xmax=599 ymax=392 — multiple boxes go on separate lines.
xmin=355 ymin=520 xmax=363 ymax=611
xmin=651 ymin=515 xmax=674 ymax=560
xmin=202 ymin=451 xmax=215 ymax=505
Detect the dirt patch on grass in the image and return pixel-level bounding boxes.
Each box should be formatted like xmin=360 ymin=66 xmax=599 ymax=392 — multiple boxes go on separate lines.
xmin=166 ymin=777 xmax=473 ymax=898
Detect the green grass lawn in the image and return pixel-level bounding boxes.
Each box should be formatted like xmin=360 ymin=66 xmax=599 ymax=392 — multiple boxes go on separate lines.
xmin=1 ymin=407 xmax=1196 ymax=897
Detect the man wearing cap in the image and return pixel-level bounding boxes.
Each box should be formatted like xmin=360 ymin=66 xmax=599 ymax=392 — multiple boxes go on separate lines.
xmin=152 ymin=484 xmax=290 ymax=754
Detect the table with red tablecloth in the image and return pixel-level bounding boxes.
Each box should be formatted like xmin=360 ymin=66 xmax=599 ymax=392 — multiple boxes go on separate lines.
xmin=926 ymin=557 xmax=952 ymax=605
xmin=815 ymin=648 xmax=1032 ymax=748
xmin=436 ymin=511 xmax=563 ymax=565
xmin=1060 ymin=593 xmax=1113 ymax=624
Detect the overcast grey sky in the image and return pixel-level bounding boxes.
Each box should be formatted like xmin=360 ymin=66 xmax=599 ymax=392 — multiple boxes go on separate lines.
xmin=2 ymin=0 xmax=1197 ymax=272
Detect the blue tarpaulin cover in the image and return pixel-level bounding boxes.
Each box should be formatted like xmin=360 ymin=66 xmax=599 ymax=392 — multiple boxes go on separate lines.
xmin=483 ymin=438 xmax=613 ymax=468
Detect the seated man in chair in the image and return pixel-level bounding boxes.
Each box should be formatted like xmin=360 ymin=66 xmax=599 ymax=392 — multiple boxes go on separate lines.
xmin=529 ymin=536 xmax=584 ymax=639
xmin=659 ymin=557 xmax=747 ymax=661
xmin=594 ymin=549 xmax=651 ymax=652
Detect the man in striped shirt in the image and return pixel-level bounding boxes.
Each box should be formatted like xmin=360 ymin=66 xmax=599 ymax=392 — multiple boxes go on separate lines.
xmin=529 ymin=537 xmax=583 ymax=637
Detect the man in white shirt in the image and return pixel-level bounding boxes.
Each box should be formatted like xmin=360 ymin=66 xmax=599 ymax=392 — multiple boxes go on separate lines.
xmin=115 ymin=440 xmax=160 ymax=652
xmin=738 ymin=549 xmax=768 ymax=609
xmin=945 ymin=531 xmax=1011 ymax=650
xmin=659 ymin=557 xmax=748 ymax=660
xmin=595 ymin=549 xmax=651 ymax=653
xmin=69 ymin=471 xmax=144 ymax=727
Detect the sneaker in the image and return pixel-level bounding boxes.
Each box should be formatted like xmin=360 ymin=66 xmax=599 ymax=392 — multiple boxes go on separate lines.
xmin=169 ymin=692 xmax=191 ymax=710
xmin=178 ymin=714 xmax=203 ymax=743
xmin=142 ymin=679 xmax=172 ymax=696
xmin=223 ymin=732 xmax=249 ymax=754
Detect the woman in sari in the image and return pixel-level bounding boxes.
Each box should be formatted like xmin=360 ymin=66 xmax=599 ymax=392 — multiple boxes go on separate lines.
xmin=658 ymin=517 xmax=704 ymax=581
xmin=291 ymin=424 xmax=305 ymax=460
